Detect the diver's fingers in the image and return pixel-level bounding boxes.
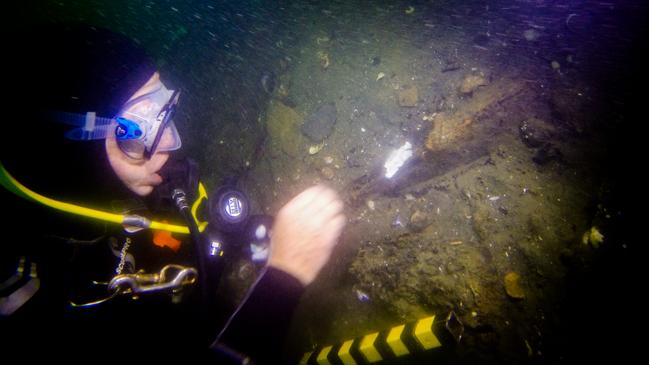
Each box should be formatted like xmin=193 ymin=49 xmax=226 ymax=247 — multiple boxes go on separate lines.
xmin=317 ymin=197 xmax=345 ymax=223
xmin=310 ymin=186 xmax=339 ymax=211
xmin=300 ymin=186 xmax=340 ymax=217
xmin=320 ymin=213 xmax=346 ymax=247
xmin=329 ymin=214 xmax=347 ymax=237
xmin=282 ymin=185 xmax=326 ymax=212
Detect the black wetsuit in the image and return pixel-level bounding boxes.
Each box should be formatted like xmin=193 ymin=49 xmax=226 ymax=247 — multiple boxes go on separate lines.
xmin=2 ymin=23 xmax=304 ymax=363
xmin=1 ymin=214 xmax=304 ymax=364
xmin=211 ymin=267 xmax=305 ymax=364
xmin=1 ymin=145 xmax=302 ymax=364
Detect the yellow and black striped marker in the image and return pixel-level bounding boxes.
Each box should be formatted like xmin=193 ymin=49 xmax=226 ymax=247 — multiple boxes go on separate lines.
xmin=299 ymin=312 xmax=463 ymax=365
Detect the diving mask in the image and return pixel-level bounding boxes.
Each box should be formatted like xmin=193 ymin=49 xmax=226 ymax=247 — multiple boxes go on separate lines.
xmin=54 ymin=84 xmax=182 ymax=160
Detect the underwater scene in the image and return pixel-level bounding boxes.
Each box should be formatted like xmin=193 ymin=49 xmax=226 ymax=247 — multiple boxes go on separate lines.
xmin=7 ymin=0 xmax=641 ymax=364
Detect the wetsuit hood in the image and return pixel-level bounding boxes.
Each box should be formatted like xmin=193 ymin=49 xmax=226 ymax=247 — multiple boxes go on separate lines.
xmin=2 ymin=23 xmax=158 ymax=206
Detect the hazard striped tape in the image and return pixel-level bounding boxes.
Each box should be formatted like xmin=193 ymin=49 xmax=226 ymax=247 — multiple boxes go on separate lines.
xmin=299 ymin=312 xmax=462 ymax=365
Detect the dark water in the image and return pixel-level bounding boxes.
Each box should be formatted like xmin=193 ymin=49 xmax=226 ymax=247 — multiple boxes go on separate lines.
xmin=9 ymin=0 xmax=643 ymax=364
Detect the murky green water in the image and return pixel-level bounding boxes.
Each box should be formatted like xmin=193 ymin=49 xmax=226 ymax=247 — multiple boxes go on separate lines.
xmin=11 ymin=1 xmax=639 ymax=363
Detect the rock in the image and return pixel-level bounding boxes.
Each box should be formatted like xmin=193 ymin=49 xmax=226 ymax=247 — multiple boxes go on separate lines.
xmin=532 ymin=144 xmax=563 ymax=165
xmin=504 ymin=272 xmax=525 ymax=299
xmin=425 ymin=113 xmax=473 ymax=151
xmin=397 ymin=86 xmax=418 ymax=107
xmin=550 ymin=87 xmax=588 ymax=133
xmin=320 ymin=166 xmax=335 ymax=180
xmin=260 ymin=71 xmax=276 ymax=94
xmin=409 ymin=210 xmax=429 ymax=232
xmin=582 ymin=226 xmax=604 ymax=248
xmin=301 ymin=102 xmax=337 ymax=141
xmin=308 ymin=141 xmax=324 ymax=155
xmin=425 ymin=77 xmax=525 ymax=151
xmin=519 ymin=118 xmax=557 ymax=148
xmin=277 ymin=73 xmax=291 ymax=101
xmin=459 ymin=74 xmax=488 ymax=95
xmin=519 ymin=118 xmax=563 ymax=165
xmin=266 ymin=101 xmax=307 ymax=156
xmin=446 ymin=260 xmax=465 ymax=274
xmin=523 ymin=29 xmax=540 ymax=41
xmin=317 ymin=51 xmax=330 ymax=69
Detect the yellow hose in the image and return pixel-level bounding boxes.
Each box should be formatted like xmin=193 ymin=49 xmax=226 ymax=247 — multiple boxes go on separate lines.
xmin=1 ymin=161 xmax=191 ymax=234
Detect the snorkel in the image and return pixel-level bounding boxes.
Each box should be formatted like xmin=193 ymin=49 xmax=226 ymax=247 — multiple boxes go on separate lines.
xmin=58 ymin=82 xmax=182 ymax=161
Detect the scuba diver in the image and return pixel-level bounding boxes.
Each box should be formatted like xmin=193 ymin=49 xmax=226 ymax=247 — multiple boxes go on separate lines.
xmin=0 ymin=24 xmax=345 ymax=363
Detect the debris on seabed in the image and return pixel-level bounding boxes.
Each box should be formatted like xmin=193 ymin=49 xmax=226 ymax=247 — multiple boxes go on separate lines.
xmin=582 ymin=226 xmax=604 ymax=248
xmin=308 ymin=141 xmax=325 ymax=155
xmin=384 ymin=141 xmax=413 ymax=178
xmin=355 ymin=289 xmax=370 ymax=302
xmin=392 ymin=214 xmax=406 ymax=228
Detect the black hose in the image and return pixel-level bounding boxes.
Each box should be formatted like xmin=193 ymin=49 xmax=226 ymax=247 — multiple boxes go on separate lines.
xmin=173 ymin=189 xmax=210 ymax=306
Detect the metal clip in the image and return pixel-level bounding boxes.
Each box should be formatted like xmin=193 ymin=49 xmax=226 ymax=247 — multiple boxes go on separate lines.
xmin=70 ymin=265 xmax=197 ymax=308
xmin=108 ymin=264 xmax=198 ymax=298
xmin=445 ymin=310 xmax=464 ymax=343
xmin=1 ymin=258 xmax=40 ymax=316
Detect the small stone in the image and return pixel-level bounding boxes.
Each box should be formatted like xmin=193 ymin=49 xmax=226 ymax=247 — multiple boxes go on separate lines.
xmin=446 ymin=260 xmax=465 ymax=274
xmin=459 ymin=74 xmax=488 ymax=95
xmin=317 ymin=51 xmax=330 ymax=69
xmin=320 ymin=166 xmax=335 ymax=180
xmin=504 ymin=272 xmax=525 ymax=299
xmin=355 ymin=289 xmax=370 ymax=302
xmin=582 ymin=226 xmax=604 ymax=248
xmin=309 ymin=143 xmax=324 ymax=155
xmin=523 ymin=29 xmax=540 ymax=41
xmin=367 ymin=200 xmax=375 ymax=210
xmin=397 ymin=86 xmax=418 ymax=107
xmin=551 ymin=61 xmax=561 ymax=70
xmin=519 ymin=118 xmax=557 ymax=148
xmin=302 ymin=102 xmax=337 ymax=141
xmin=409 ymin=210 xmax=429 ymax=232
xmin=266 ymin=101 xmax=307 ymax=157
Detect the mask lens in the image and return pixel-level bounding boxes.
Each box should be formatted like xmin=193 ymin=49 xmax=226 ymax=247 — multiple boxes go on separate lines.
xmin=116 ymin=87 xmax=181 ymax=160
xmin=157 ymin=125 xmax=178 ymax=151
xmin=118 ymin=138 xmax=146 ymax=160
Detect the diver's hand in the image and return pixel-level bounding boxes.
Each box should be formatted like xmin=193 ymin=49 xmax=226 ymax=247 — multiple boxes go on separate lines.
xmin=105 ymin=130 xmax=169 ymax=196
xmin=268 ymin=185 xmax=346 ymax=286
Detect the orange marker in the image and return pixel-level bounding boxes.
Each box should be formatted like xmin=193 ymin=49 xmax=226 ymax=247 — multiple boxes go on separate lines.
xmin=152 ymin=221 xmax=182 ymax=252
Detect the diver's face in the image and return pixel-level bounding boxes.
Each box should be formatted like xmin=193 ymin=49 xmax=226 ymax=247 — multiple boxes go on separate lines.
xmin=105 ymin=72 xmax=171 ymax=197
